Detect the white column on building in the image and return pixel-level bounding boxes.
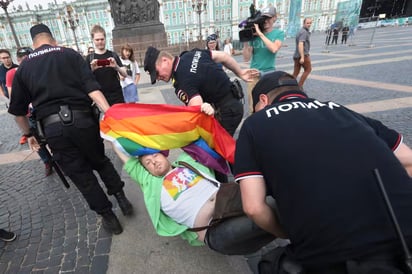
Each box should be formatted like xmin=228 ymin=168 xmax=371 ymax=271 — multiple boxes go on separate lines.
xmin=207 ymin=0 xmax=215 ymax=37
xmin=183 ymin=0 xmax=189 ymax=47
xmin=81 ymin=8 xmax=91 ymax=46
xmin=232 ymin=0 xmax=239 ymax=40
xmin=159 ymin=0 xmax=165 ymax=24
xmin=106 ymin=5 xmax=114 ymax=32
xmin=56 ymin=10 xmax=67 ymax=46
xmin=0 ymin=25 xmax=12 ymax=49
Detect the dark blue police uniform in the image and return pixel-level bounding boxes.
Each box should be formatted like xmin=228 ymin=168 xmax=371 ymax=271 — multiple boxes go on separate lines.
xmin=235 ymin=90 xmax=412 ymax=270
xmin=172 ymin=49 xmax=243 ymax=136
xmin=8 ymin=44 xmax=125 ymax=215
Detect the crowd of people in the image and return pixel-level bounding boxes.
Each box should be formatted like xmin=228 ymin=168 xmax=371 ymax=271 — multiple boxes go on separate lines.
xmin=1 ymin=5 xmax=412 ymax=274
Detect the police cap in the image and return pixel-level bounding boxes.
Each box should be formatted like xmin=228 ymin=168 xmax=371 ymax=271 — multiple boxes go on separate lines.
xmin=252 ymin=71 xmax=298 ymax=110
xmin=144 ymin=46 xmax=160 ymax=85
xmin=30 ymin=23 xmax=53 ymax=40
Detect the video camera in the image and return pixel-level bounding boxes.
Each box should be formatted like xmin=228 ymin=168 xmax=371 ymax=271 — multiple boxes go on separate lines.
xmin=238 ymin=10 xmax=267 ymax=42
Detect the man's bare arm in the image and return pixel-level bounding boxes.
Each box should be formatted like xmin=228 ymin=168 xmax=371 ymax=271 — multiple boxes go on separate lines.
xmin=15 ymin=115 xmax=39 ymax=151
xmin=239 ymin=177 xmax=287 ymax=238
xmin=211 ymin=51 xmax=259 ymax=82
xmin=112 ymin=145 xmax=131 ymax=164
xmin=298 ymin=41 xmax=305 ymax=63
xmin=88 ymin=90 xmax=110 ymax=113
xmin=254 ymin=24 xmax=283 ymax=53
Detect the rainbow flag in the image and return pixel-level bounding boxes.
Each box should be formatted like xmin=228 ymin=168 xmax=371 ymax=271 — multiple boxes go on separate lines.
xmin=100 ymin=103 xmax=235 ymax=165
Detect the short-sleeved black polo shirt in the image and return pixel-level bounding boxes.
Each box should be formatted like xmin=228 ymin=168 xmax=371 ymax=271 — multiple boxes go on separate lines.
xmin=234 ymin=91 xmax=412 ymax=266
xmin=171 ymin=49 xmax=232 ymax=106
xmin=8 ymin=44 xmax=100 ymax=119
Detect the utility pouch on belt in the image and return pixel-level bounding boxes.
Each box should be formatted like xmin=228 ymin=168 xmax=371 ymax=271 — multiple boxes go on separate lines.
xmin=58 ymin=105 xmax=73 ymax=125
xmin=231 ymin=78 xmax=244 ymax=100
xmin=35 ymin=120 xmax=46 ymax=143
xmin=91 ymin=103 xmax=101 ymax=124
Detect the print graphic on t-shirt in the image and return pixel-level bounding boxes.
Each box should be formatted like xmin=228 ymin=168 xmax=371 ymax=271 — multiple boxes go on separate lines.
xmin=125 ymin=63 xmax=132 ymax=77
xmin=163 ymin=167 xmax=202 ymax=200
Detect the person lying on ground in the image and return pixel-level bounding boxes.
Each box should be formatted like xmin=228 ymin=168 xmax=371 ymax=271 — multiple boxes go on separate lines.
xmin=112 ymin=103 xmax=282 ymax=255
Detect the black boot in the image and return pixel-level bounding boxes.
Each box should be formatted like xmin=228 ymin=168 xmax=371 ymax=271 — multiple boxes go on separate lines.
xmin=101 ymin=210 xmax=123 ymax=235
xmin=114 ymin=190 xmax=133 ymax=216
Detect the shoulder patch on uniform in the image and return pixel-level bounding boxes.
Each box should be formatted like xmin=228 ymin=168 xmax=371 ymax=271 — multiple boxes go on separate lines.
xmin=176 ymin=89 xmax=189 ymax=104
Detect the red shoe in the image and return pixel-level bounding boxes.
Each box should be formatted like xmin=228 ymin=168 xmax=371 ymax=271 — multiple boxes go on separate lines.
xmin=19 ymin=135 xmax=27 ymax=145
xmin=45 ymin=163 xmax=53 ymax=176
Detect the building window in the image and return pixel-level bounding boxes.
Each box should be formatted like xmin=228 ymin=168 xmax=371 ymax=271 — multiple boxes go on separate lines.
xmin=172 ymin=12 xmax=177 ymax=25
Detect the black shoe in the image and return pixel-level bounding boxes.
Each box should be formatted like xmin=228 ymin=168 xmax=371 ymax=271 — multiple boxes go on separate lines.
xmin=0 ymin=229 xmax=16 ymax=242
xmin=101 ymin=210 xmax=123 ymax=235
xmin=114 ymin=191 xmax=133 ymax=216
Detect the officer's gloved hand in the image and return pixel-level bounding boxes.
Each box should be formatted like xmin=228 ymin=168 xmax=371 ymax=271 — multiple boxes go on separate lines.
xmin=201 ymin=103 xmax=215 ymax=116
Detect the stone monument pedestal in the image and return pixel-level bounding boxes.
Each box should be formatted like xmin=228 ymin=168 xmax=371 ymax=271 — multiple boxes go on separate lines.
xmin=111 ymin=22 xmax=168 ymax=66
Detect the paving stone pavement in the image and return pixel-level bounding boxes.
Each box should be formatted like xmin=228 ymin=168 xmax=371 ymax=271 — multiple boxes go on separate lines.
xmin=0 ymin=25 xmax=411 ymax=273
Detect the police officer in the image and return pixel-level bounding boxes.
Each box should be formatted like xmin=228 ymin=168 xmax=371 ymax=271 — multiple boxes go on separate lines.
xmin=8 ymin=23 xmax=133 ymax=235
xmin=143 ymin=46 xmax=259 ymax=136
xmin=234 ymin=71 xmax=412 ymax=272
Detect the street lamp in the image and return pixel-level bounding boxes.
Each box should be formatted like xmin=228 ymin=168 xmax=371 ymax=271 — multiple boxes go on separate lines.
xmin=62 ymin=4 xmax=80 ymax=52
xmin=192 ymin=0 xmax=207 ymax=41
xmin=0 ymin=0 xmax=21 ymax=48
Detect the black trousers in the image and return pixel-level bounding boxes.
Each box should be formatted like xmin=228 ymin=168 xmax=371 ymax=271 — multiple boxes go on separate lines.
xmin=205 ymin=215 xmax=276 ymax=255
xmin=305 ymin=252 xmax=406 ymax=274
xmin=216 ymin=97 xmax=244 ymax=137
xmin=44 ymin=115 xmax=124 ymax=214
xmin=214 ymin=97 xmax=244 ymax=182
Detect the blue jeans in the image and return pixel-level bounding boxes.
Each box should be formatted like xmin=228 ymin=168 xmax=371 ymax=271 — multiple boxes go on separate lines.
xmin=122 ymin=83 xmax=139 ymax=103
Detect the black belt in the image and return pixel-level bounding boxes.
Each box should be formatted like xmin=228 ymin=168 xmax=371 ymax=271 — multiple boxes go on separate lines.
xmin=42 ymin=110 xmax=92 ymax=127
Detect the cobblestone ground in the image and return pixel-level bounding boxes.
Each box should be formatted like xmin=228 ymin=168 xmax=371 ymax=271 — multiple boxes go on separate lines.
xmin=0 ymin=104 xmax=120 ymax=273
xmin=0 ymin=25 xmax=411 ymax=273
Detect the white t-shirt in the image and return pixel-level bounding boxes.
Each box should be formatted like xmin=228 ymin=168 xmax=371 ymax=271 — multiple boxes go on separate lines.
xmin=223 ymin=43 xmax=233 ymax=55
xmin=119 ymin=58 xmax=140 ymax=88
xmin=160 ymin=167 xmax=218 ymax=228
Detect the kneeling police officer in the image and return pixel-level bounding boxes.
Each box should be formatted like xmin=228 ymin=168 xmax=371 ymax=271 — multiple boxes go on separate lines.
xmin=8 ymin=23 xmax=133 ymax=235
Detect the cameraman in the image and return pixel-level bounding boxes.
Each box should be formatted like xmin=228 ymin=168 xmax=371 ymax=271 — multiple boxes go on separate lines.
xmin=242 ymin=6 xmax=284 ymax=115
